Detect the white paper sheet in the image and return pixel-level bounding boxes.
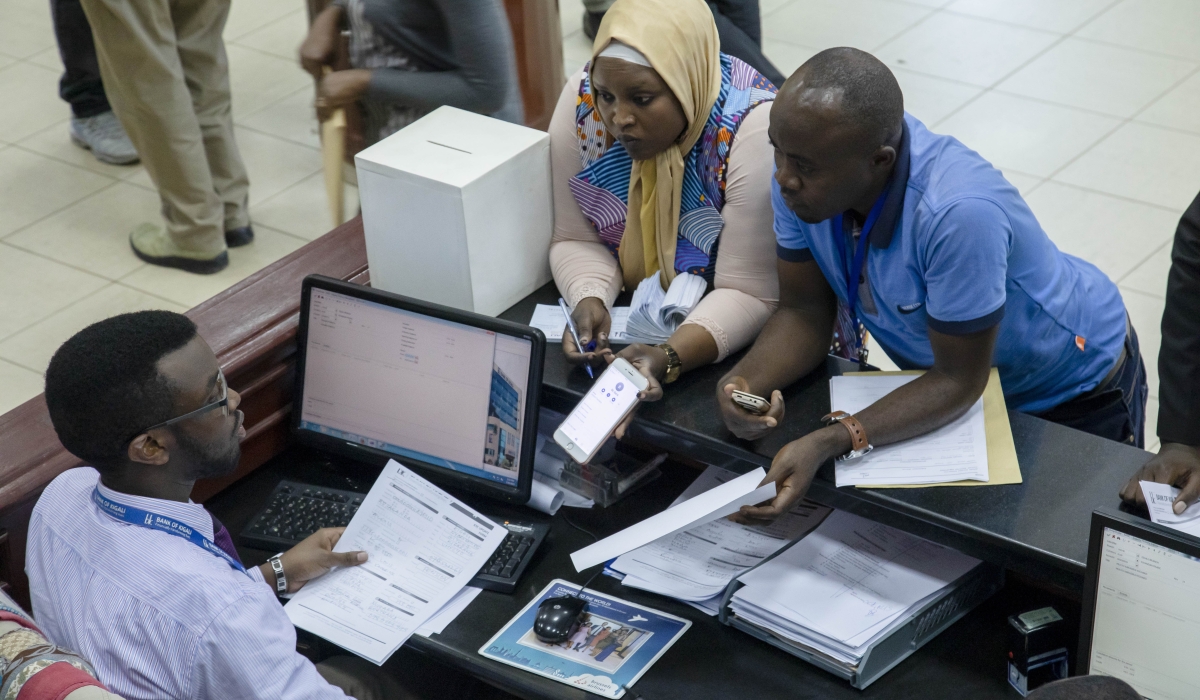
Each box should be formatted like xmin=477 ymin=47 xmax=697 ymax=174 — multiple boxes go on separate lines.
xmin=414 ymin=586 xmax=483 ymax=637
xmin=734 ymin=509 xmax=980 ymax=644
xmin=285 ymin=460 xmax=506 ymax=664
xmin=611 ymin=466 xmax=831 ymax=601
xmin=526 ymin=477 xmax=565 ymax=515
xmin=829 ymin=374 xmax=989 ymax=486
xmin=528 ymin=304 xmax=630 ymax=343
xmin=569 ymin=468 xmax=776 ymax=571
xmin=1140 ymin=481 xmax=1200 ymax=537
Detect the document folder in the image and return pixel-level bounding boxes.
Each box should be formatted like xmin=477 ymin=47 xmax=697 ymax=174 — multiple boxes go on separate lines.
xmin=717 ymin=535 xmax=1003 ymax=689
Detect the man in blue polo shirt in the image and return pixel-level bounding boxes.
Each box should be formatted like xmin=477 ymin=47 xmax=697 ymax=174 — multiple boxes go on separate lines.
xmin=717 ymin=47 xmax=1145 ymax=519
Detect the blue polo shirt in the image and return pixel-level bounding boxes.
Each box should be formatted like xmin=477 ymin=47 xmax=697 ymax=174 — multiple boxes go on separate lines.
xmin=775 ymin=113 xmax=1127 ymax=413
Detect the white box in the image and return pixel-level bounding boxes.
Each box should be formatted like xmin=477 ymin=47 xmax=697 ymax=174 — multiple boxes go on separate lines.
xmin=355 ymin=106 xmax=553 ymax=316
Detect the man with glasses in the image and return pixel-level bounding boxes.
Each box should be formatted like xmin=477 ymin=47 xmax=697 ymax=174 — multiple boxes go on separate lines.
xmin=27 ymin=311 xmax=412 ymax=699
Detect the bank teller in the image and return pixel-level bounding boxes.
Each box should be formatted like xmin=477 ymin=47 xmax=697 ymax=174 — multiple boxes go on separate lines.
xmin=29 ymin=311 xmax=436 ymax=700
xmin=719 ymin=48 xmax=1144 ymax=520
xmin=550 ymin=0 xmax=781 ymax=417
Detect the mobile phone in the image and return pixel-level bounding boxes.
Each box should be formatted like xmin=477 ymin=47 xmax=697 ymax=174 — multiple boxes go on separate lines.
xmin=731 ymin=389 xmax=771 ymax=415
xmin=554 ymin=358 xmax=650 ymax=464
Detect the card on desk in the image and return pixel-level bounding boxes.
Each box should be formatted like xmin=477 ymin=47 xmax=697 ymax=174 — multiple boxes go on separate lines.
xmin=479 ymin=580 xmax=690 ymax=699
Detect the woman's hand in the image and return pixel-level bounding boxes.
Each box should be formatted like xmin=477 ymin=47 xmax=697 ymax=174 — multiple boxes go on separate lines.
xmin=299 ymin=5 xmax=343 ymax=80
xmin=610 ymin=344 xmax=666 ymax=439
xmin=563 ymin=297 xmax=614 ymax=369
xmin=315 ymin=69 xmax=372 ymax=121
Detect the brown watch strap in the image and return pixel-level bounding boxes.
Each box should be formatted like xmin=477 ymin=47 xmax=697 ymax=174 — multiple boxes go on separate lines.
xmin=822 ymin=410 xmax=869 ymax=453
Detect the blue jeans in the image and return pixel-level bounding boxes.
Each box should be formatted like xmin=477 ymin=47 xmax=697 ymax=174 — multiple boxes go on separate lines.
xmin=1033 ymin=322 xmax=1148 ymax=447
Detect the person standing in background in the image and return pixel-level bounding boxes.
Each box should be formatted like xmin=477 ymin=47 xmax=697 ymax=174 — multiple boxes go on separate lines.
xmin=581 ymin=0 xmax=784 ymax=86
xmin=49 ymin=0 xmax=138 ymax=165
xmin=79 ymin=0 xmax=254 ymax=275
xmin=299 ymin=0 xmax=523 ymax=148
xmin=1122 ymin=190 xmax=1200 ymax=512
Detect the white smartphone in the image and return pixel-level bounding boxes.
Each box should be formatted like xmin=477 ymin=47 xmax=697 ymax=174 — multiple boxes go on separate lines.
xmin=731 ymin=389 xmax=770 ymax=415
xmin=554 ymin=358 xmax=650 ymax=464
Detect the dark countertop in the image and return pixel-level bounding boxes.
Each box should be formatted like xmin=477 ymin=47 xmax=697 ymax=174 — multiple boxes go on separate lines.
xmin=500 ymin=283 xmax=1150 ymax=591
xmin=213 ymin=448 xmax=1074 ymax=700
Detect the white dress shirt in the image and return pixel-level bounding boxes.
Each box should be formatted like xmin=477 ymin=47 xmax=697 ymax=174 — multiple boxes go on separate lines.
xmin=27 ymin=467 xmax=349 ymax=700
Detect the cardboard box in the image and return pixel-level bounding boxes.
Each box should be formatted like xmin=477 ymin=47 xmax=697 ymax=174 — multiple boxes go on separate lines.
xmin=356 ymin=106 xmax=553 ymax=316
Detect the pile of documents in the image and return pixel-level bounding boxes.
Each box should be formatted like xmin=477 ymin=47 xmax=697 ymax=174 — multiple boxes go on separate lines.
xmin=624 ymin=271 xmax=707 ymax=345
xmin=729 ymin=510 xmax=981 ymax=668
xmin=830 ymin=374 xmax=989 ymax=487
xmin=609 ymin=466 xmax=831 ymax=614
xmin=285 ymin=460 xmax=507 ymax=664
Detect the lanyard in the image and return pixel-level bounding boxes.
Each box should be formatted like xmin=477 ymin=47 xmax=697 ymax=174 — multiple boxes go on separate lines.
xmin=838 ymin=192 xmax=888 ymax=356
xmin=92 ymin=487 xmax=249 ymax=576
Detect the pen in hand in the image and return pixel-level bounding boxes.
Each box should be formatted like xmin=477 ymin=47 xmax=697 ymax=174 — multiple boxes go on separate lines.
xmin=559 ymin=298 xmax=596 ymax=379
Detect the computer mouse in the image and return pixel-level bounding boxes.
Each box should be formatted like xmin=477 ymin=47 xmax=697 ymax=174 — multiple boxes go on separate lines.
xmin=534 ymin=595 xmax=588 ymax=644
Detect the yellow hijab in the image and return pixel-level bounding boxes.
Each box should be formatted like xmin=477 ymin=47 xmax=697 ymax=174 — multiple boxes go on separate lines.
xmin=591 ymin=0 xmax=721 ymax=291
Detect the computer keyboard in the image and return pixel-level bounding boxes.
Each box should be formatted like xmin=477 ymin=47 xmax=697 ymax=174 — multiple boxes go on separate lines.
xmin=239 ymin=480 xmax=548 ymax=593
xmin=239 ymin=480 xmax=364 ymax=552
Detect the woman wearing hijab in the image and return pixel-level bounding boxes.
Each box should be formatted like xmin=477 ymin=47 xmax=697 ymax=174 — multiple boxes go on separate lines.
xmin=549 ymin=0 xmax=790 ymax=415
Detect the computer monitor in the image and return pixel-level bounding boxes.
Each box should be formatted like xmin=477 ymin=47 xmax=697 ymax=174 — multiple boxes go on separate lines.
xmin=291 ymin=275 xmax=545 ymax=504
xmin=1079 ymin=507 xmax=1200 ymax=699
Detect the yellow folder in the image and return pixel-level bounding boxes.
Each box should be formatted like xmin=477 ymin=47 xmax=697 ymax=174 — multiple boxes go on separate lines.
xmin=842 ymin=368 xmax=1022 ymax=488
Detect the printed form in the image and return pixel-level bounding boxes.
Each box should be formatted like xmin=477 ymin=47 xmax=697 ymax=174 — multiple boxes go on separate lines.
xmin=613 ymin=466 xmax=831 ymax=604
xmin=830 ymin=374 xmax=989 ymax=487
xmin=285 ymin=460 xmax=506 ymax=664
xmin=1139 ymin=481 xmax=1200 ymax=537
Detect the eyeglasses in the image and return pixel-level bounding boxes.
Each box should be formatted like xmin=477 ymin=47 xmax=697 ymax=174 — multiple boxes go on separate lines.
xmin=140 ymin=370 xmax=230 ymax=435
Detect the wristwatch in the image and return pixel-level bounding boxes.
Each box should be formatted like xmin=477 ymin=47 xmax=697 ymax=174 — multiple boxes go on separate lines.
xmin=655 ymin=343 xmax=682 ymax=384
xmin=268 ymin=553 xmax=287 ymax=594
xmin=822 ymin=410 xmax=873 ymax=460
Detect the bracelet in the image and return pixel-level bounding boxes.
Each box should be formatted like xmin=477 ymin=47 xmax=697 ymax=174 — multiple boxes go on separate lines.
xmin=655 ymin=343 xmax=682 ymax=384
xmin=268 ymin=553 xmax=287 ymax=594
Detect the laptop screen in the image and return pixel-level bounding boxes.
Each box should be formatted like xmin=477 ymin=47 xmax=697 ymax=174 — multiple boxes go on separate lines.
xmin=1087 ymin=524 xmax=1200 ymax=699
xmin=297 ymin=286 xmax=533 ymax=488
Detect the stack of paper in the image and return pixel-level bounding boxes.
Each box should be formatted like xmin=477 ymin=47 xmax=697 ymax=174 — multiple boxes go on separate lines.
xmin=285 ymin=460 xmax=507 ymax=664
xmin=624 ymin=272 xmax=707 ymax=345
xmin=729 ymin=510 xmax=980 ymax=667
xmin=528 ymin=305 xmax=631 ymax=343
xmin=830 ymin=374 xmax=989 ymax=487
xmin=609 ymin=466 xmax=831 ymax=615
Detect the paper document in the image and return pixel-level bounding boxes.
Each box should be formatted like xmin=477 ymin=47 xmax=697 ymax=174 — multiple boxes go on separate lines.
xmin=731 ymin=510 xmax=980 ymax=662
xmin=528 ymin=304 xmax=630 ymax=343
xmin=612 ymin=466 xmax=831 ymax=602
xmin=414 ymin=586 xmax=483 ymax=637
xmin=624 ymin=272 xmax=707 ymax=344
xmin=285 ymin=460 xmax=506 ymax=664
xmin=570 ymin=468 xmax=776 ymax=571
xmin=830 ymin=374 xmax=989 ymax=487
xmin=1140 ymin=481 xmax=1200 ymax=537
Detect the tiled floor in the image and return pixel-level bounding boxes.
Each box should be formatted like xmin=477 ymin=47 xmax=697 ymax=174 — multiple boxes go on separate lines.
xmin=1 ymin=0 xmax=1196 ymax=453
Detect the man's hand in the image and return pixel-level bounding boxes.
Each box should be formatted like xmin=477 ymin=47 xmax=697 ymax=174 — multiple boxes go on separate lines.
xmin=316 ymin=70 xmax=371 ymax=121
xmin=266 ymin=527 xmax=367 ymax=593
xmin=610 ymin=344 xmax=666 ymax=439
xmin=734 ymin=427 xmax=847 ymax=522
xmin=1120 ymin=443 xmax=1200 ymax=514
xmin=563 ymin=297 xmax=613 ymax=370
xmin=298 ymin=6 xmax=343 ymax=80
xmin=717 ymin=376 xmax=784 ymax=440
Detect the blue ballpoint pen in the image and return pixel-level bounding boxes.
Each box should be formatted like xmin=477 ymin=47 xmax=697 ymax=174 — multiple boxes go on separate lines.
xmin=559 ymin=298 xmax=596 ymax=379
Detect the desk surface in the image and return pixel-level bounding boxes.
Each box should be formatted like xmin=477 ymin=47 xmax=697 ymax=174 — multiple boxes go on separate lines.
xmin=499 ymin=283 xmax=1149 ymax=590
xmin=212 ymin=447 xmax=1071 ymax=700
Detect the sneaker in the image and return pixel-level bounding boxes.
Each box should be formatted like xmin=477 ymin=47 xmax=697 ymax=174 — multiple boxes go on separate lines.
xmin=225 ymin=225 xmax=254 ymax=248
xmin=130 ymin=223 xmax=228 ymax=275
xmin=70 ymin=111 xmax=139 ymax=165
